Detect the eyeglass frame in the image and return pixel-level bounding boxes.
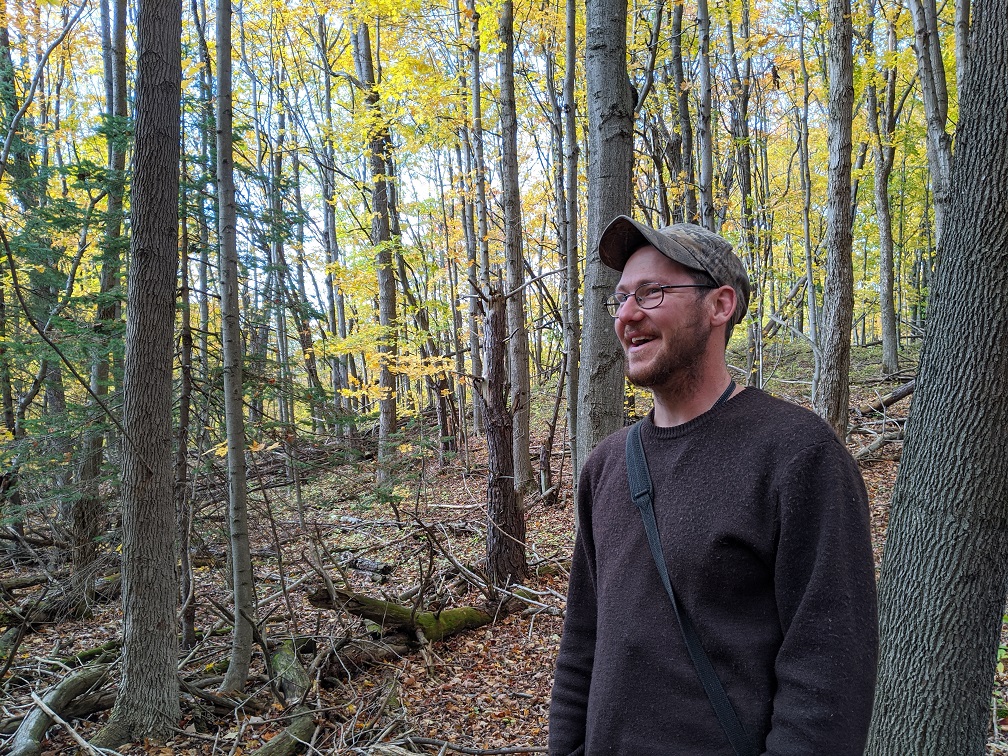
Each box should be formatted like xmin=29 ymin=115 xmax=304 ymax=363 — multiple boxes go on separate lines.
xmin=604 ymin=282 xmax=716 ymax=318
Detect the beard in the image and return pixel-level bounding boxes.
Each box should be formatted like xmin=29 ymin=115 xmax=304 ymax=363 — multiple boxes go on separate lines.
xmin=623 ymin=303 xmax=711 ymax=397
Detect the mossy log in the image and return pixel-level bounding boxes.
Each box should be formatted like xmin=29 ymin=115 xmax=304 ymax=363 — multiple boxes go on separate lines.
xmin=250 ymin=641 xmax=315 ymax=756
xmin=7 ymin=663 xmax=110 ymax=756
xmin=307 ymin=587 xmax=492 ymax=642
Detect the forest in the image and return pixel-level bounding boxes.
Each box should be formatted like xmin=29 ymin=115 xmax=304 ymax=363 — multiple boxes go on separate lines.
xmin=0 ymin=0 xmax=1007 ymax=750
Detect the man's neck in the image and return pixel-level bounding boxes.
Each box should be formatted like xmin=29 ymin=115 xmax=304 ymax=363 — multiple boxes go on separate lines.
xmin=651 ymin=367 xmax=737 ymax=427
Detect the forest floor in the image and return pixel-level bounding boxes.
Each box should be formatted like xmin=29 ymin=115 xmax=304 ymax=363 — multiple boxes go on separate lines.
xmin=3 ymin=341 xmax=1008 ymax=754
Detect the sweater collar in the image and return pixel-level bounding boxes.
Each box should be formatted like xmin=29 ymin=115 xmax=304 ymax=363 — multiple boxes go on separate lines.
xmin=644 ymin=385 xmax=753 ymax=440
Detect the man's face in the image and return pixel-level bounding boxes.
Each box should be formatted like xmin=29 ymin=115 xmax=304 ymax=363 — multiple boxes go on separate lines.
xmin=614 ymin=245 xmax=712 ymax=392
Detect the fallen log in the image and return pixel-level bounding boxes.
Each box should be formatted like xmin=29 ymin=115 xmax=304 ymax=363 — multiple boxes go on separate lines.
xmin=1 ymin=571 xmax=69 ymax=596
xmin=858 ymin=379 xmax=915 ymax=415
xmin=7 ymin=663 xmax=110 ymax=756
xmin=250 ymin=640 xmax=316 ymax=756
xmin=307 ymin=587 xmax=492 ymax=643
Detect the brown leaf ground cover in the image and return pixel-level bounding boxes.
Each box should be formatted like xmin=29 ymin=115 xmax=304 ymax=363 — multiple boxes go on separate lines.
xmin=4 ymin=343 xmax=1008 ymax=754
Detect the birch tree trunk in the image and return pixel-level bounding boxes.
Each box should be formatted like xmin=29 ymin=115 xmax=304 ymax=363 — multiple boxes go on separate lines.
xmin=866 ymin=0 xmax=1008 ymax=748
xmin=91 ymin=0 xmax=181 ymax=739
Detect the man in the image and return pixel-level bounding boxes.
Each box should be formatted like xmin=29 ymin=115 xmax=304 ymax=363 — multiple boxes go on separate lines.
xmin=548 ymin=217 xmax=878 ymax=755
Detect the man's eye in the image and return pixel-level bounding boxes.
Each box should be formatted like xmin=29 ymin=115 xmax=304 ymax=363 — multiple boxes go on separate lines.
xmin=640 ymin=286 xmax=662 ymax=298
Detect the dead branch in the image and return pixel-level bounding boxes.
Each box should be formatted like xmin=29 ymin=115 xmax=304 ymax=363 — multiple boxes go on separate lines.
xmin=7 ymin=663 xmax=110 ymax=756
xmin=854 ymin=430 xmax=906 ymax=460
xmin=858 ymin=379 xmax=915 ymax=415
xmin=393 ymin=736 xmax=548 ymax=754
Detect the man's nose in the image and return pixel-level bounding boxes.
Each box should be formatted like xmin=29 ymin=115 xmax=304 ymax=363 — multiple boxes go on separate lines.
xmin=616 ymin=296 xmax=645 ymax=323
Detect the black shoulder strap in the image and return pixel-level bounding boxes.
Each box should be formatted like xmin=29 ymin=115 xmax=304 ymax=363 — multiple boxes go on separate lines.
xmin=626 ymin=422 xmax=757 ymax=756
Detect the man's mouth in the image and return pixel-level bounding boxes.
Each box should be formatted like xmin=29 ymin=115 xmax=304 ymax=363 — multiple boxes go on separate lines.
xmin=626 ymin=334 xmax=656 ymax=351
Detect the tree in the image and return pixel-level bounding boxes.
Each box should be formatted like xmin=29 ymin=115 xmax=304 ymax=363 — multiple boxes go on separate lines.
xmin=216 ymin=0 xmax=256 ymax=694
xmin=351 ymin=21 xmax=398 ymax=488
xmin=499 ymin=0 xmax=533 ymax=500
xmin=866 ymin=0 xmax=1008 ymax=750
xmin=577 ymin=0 xmax=634 ymax=478
xmin=92 ymin=0 xmax=182 ymax=740
xmin=696 ymin=0 xmax=715 ymax=230
xmin=907 ymin=0 xmax=953 ymax=243
xmin=867 ymin=7 xmax=903 ymax=375
xmin=813 ymin=0 xmax=855 ymax=437
xmin=481 ymin=287 xmax=526 ymax=587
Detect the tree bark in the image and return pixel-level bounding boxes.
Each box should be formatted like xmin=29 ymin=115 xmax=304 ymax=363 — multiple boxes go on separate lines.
xmin=562 ymin=0 xmax=580 ymax=480
xmin=481 ymin=289 xmax=527 ymax=587
xmin=93 ymin=0 xmax=182 ymax=738
xmin=908 ymin=0 xmax=953 ymax=244
xmin=352 ymin=22 xmax=398 ymax=486
xmin=868 ymin=17 xmax=901 ymax=375
xmin=217 ymin=0 xmax=256 ymax=693
xmin=814 ymin=0 xmax=855 ymax=438
xmin=577 ymin=0 xmax=633 ymax=479
xmin=866 ymin=0 xmax=1008 ymax=750
xmin=696 ymin=0 xmax=715 ymax=230
xmin=498 ymin=0 xmax=532 ymax=500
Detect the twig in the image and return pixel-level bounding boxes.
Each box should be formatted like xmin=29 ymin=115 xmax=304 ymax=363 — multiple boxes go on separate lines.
xmin=398 ymin=736 xmax=548 ymax=755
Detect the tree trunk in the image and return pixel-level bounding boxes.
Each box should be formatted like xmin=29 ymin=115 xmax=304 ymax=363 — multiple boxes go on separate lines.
xmin=797 ymin=13 xmax=818 ymax=383
xmin=352 ymin=22 xmax=398 ymax=486
xmin=481 ymin=288 xmax=527 ymax=587
xmin=577 ymin=0 xmax=633 ymax=479
xmin=498 ymin=0 xmax=532 ymax=499
xmin=562 ymin=0 xmax=580 ymax=480
xmin=217 ymin=0 xmax=256 ymax=693
xmin=868 ymin=18 xmax=901 ymax=376
xmin=92 ymin=0 xmax=182 ymax=738
xmin=696 ymin=0 xmax=715 ymax=230
xmin=866 ymin=1 xmax=1008 ymax=750
xmin=908 ymin=0 xmax=953 ymax=243
xmin=813 ymin=0 xmax=854 ymax=438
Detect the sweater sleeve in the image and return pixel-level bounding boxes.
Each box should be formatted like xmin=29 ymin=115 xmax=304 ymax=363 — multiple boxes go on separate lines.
xmin=763 ymin=439 xmax=878 ymax=755
xmin=548 ymin=478 xmax=598 ymax=756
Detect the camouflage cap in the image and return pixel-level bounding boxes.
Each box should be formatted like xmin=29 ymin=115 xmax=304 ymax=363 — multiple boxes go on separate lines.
xmin=598 ymin=215 xmax=751 ymax=330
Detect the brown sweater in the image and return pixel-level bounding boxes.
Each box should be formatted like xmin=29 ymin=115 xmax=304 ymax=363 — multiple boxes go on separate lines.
xmin=548 ymin=388 xmax=877 ymax=755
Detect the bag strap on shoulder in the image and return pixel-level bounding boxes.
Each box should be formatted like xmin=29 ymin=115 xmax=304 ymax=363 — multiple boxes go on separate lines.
xmin=626 ymin=422 xmax=757 ymax=756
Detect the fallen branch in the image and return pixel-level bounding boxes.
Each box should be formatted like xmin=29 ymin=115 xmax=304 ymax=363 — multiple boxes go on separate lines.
xmin=854 ymin=430 xmax=905 ymax=460
xmin=858 ymin=379 xmax=915 ymax=415
xmin=7 ymin=663 xmax=110 ymax=756
xmin=395 ymin=736 xmax=548 ymax=754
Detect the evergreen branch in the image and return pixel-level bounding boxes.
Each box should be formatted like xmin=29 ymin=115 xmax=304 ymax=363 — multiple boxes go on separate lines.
xmin=0 ymin=224 xmax=152 ymax=474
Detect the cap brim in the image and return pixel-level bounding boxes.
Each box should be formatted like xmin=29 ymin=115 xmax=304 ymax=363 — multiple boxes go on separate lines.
xmin=598 ymin=215 xmax=710 ymax=275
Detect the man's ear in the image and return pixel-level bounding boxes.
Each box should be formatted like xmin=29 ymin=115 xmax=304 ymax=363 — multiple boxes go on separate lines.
xmin=709 ymin=285 xmax=737 ymax=328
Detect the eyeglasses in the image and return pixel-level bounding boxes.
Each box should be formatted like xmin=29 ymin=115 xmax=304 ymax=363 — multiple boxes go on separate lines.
xmin=604 ymin=282 xmax=715 ymax=318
